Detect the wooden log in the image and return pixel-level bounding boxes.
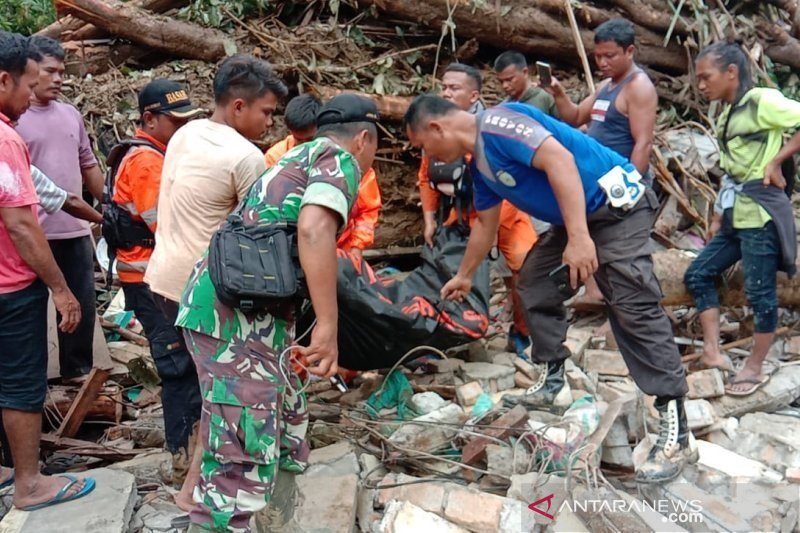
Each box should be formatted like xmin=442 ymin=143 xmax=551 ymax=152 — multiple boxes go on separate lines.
xmin=654 ymin=249 xmax=800 ymax=307
xmin=41 ymin=0 xmax=189 ymax=40
xmin=40 ymin=433 xmax=156 ymax=460
xmin=48 ymin=387 xmax=121 ymax=423
xmin=54 ymin=0 xmax=233 ymax=62
xmin=55 ymin=368 xmax=110 ymax=438
xmin=315 ymin=86 xmax=413 ymax=121
xmin=355 ymin=0 xmax=688 ymax=73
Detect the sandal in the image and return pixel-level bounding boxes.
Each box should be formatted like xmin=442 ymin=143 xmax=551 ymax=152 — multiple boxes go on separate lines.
xmin=725 ymin=374 xmax=771 ymax=397
xmin=18 ymin=474 xmax=95 ymax=511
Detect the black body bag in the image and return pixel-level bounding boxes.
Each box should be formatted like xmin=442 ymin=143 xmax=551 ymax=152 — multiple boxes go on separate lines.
xmin=208 ymin=215 xmax=305 ymax=312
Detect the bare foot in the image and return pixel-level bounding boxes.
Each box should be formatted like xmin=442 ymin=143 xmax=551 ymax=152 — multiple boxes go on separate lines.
xmin=695 ymin=351 xmax=734 ymax=372
xmin=726 ymin=364 xmax=765 ymax=395
xmin=13 ymin=474 xmax=87 ymax=509
xmin=174 ymin=489 xmax=195 ymax=513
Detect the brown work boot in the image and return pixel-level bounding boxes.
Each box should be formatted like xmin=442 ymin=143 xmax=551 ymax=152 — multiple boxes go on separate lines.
xmin=636 ymin=397 xmax=699 ymax=484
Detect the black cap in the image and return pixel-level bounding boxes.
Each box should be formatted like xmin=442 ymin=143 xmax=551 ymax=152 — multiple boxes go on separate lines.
xmin=138 ymin=79 xmax=203 ymax=119
xmin=316 ymin=94 xmax=379 ymax=127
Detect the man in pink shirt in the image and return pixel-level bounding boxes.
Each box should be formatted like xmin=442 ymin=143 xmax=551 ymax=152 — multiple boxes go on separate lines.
xmin=0 ymin=31 xmax=94 ymax=511
xmin=16 ymin=36 xmax=104 ymax=382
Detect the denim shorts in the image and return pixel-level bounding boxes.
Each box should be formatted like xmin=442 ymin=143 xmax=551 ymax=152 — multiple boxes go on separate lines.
xmin=0 ymin=280 xmax=48 ymax=411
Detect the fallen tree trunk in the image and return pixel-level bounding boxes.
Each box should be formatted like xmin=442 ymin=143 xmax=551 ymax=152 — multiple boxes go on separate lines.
xmin=41 ymin=0 xmax=188 ymax=40
xmin=355 ymin=0 xmax=688 ymax=73
xmin=54 ymin=0 xmax=232 ymax=62
xmin=654 ymin=249 xmax=800 ymax=307
xmin=315 ymin=86 xmax=412 ymax=121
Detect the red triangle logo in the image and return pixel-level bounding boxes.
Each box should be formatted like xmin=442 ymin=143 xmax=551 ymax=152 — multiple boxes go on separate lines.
xmin=528 ymin=493 xmax=555 ymax=520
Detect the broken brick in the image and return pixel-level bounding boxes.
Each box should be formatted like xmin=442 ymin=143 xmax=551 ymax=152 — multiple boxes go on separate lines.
xmin=461 ymin=405 xmax=529 ymax=465
xmin=686 ymin=368 xmax=725 ymax=399
xmin=583 ymin=349 xmax=629 ymax=377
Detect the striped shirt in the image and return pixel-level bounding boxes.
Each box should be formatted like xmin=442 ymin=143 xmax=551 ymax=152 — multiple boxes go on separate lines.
xmin=31 ymin=165 xmax=68 ymax=214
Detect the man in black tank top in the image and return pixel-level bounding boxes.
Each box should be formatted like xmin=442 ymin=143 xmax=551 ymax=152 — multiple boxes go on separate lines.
xmin=545 ymin=18 xmax=657 ymax=176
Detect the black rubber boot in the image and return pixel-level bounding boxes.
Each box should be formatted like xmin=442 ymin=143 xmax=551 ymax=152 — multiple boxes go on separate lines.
xmin=636 ymin=397 xmax=699 ymax=484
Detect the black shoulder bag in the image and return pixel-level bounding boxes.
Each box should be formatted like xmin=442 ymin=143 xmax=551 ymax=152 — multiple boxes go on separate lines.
xmin=208 ymin=213 xmax=306 ymax=313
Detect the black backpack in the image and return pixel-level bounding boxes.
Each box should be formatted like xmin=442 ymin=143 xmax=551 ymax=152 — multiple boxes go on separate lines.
xmin=101 ymin=139 xmax=163 ymax=283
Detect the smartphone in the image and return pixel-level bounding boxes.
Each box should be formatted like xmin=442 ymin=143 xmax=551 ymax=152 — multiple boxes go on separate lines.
xmin=536 ymin=61 xmax=552 ymax=88
xmin=548 ymin=263 xmax=580 ymax=300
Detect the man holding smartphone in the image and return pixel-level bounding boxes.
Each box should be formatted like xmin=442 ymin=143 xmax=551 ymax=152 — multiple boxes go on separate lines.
xmin=404 ymin=95 xmax=694 ymax=485
xmin=544 ymin=18 xmax=657 ymax=176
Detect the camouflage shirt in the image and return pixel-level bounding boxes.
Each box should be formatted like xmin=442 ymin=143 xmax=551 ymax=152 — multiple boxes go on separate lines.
xmin=176 ymin=137 xmax=362 ymax=342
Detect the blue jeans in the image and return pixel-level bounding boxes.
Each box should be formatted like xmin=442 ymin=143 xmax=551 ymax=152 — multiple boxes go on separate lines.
xmin=684 ymin=222 xmax=780 ymax=333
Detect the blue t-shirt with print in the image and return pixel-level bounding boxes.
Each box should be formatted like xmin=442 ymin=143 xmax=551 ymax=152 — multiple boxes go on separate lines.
xmin=470 ymin=102 xmax=632 ymax=225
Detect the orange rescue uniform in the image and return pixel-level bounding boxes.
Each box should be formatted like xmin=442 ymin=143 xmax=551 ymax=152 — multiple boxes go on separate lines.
xmin=112 ymin=130 xmax=166 ymax=283
xmin=418 ymin=154 xmax=537 ymax=335
xmin=267 ymin=134 xmax=382 ymax=251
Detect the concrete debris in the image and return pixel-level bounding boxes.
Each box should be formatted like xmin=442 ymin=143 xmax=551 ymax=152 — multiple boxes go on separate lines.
xmin=388 ymin=403 xmax=465 ymax=452
xmin=732 ymin=412 xmax=800 ymax=473
xmin=0 ymin=468 xmax=136 ymax=533
xmin=379 ymin=500 xmax=468 ymax=533
xmin=697 ymin=440 xmax=783 ymax=481
xmin=410 ymin=392 xmax=448 ymax=415
xmin=462 ymin=362 xmax=516 ymax=393
xmin=583 ymin=349 xmax=630 ymax=377
xmin=685 ymin=398 xmax=717 ymax=429
xmin=686 ymin=368 xmax=726 ymax=399
xmin=455 ymin=382 xmax=484 ymax=407
xmin=27 ymin=276 xmax=800 ymax=533
xmin=108 ymin=451 xmax=172 ymax=486
xmin=305 ymin=440 xmax=361 ymax=478
xmin=294 ymin=473 xmax=359 ymax=533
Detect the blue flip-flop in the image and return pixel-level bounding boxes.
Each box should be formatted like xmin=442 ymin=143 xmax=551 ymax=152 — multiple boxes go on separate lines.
xmin=19 ymin=474 xmax=95 ymax=512
xmin=0 ymin=469 xmax=14 ymax=490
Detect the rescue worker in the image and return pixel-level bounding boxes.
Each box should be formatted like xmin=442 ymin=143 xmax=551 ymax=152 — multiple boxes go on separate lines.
xmin=418 ymin=63 xmax=537 ymax=357
xmin=105 ymin=79 xmax=203 ymax=470
xmin=685 ymin=40 xmax=800 ymax=395
xmin=405 ymin=94 xmax=695 ymax=483
xmin=177 ymin=94 xmax=379 ymax=532
xmin=267 ymin=93 xmax=382 ymax=260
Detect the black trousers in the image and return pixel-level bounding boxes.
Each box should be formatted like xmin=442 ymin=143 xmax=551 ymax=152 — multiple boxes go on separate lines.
xmin=517 ymin=190 xmax=688 ymax=399
xmin=49 ymin=236 xmax=96 ymax=378
xmin=122 ymin=283 xmax=202 ymax=453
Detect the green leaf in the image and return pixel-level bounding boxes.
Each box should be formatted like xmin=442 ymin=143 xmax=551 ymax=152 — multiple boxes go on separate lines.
xmin=500 ymin=5 xmax=512 ymax=16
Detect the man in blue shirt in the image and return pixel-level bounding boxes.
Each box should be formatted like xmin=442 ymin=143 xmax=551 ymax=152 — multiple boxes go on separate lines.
xmin=405 ymin=95 xmax=695 ymax=484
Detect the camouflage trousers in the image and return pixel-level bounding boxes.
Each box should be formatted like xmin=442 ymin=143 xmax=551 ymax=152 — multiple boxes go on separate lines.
xmin=183 ymin=325 xmax=309 ymax=533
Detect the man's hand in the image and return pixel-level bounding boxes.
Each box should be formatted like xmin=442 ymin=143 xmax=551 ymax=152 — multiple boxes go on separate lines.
xmin=424 ymin=219 xmax=437 ymax=247
xmin=52 ymin=288 xmax=81 ymax=333
xmin=297 ymin=322 xmax=339 ymax=378
xmin=441 ymin=273 xmax=473 ymax=302
xmin=707 ymin=215 xmax=722 ymax=241
xmin=563 ymin=234 xmax=598 ymax=289
xmin=543 ymin=77 xmax=565 ymax=99
xmin=764 ymin=161 xmax=786 ymax=189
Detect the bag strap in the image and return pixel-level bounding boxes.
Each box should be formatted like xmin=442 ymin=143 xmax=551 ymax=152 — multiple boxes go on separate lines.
xmin=105 ymin=138 xmax=164 ymax=203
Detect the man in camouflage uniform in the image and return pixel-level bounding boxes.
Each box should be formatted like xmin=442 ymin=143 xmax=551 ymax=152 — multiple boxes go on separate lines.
xmin=176 ymin=94 xmax=379 ymax=532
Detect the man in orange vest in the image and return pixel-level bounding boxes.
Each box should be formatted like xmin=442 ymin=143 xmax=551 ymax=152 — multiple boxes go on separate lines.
xmin=266 ymin=93 xmax=382 ymax=260
xmin=105 ymin=79 xmax=204 ymax=468
xmin=418 ymin=63 xmax=538 ymax=358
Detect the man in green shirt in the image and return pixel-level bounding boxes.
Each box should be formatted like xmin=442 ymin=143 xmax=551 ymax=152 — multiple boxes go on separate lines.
xmin=176 ymin=94 xmax=379 ymax=532
xmin=493 ymin=50 xmax=557 ymax=116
